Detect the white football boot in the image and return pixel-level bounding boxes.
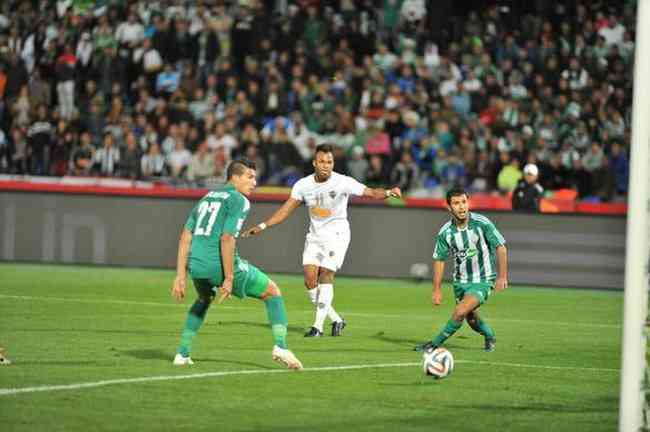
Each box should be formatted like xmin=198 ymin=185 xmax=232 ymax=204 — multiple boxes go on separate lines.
xmin=172 ymin=353 xmax=194 ymax=366
xmin=272 ymin=346 xmax=303 ymax=370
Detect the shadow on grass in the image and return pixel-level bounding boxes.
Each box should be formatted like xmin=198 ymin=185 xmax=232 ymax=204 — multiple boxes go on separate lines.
xmin=191 ymin=358 xmax=273 ymax=369
xmin=371 ymin=331 xmax=464 ymax=350
xmin=122 ymin=348 xmax=169 ymax=361
xmin=121 ymin=348 xmax=273 ymax=369
xmin=214 ymin=320 xmax=304 ymax=334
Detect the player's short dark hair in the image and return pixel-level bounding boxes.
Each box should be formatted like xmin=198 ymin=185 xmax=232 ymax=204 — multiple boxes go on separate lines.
xmin=227 ymin=158 xmax=257 ymax=180
xmin=314 ymin=144 xmax=334 ymax=157
xmin=446 ymin=186 xmax=469 ymax=204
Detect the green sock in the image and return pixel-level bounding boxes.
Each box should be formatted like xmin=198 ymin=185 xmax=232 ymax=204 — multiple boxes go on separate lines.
xmin=177 ymin=299 xmax=210 ymax=357
xmin=431 ymin=319 xmax=463 ymax=347
xmin=467 ymin=317 xmax=496 ymax=340
xmin=476 ymin=318 xmax=495 ymax=340
xmin=264 ymin=296 xmax=288 ymax=349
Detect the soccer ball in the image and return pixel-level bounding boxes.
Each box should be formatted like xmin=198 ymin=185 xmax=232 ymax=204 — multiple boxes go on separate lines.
xmin=422 ymin=347 xmax=454 ymax=379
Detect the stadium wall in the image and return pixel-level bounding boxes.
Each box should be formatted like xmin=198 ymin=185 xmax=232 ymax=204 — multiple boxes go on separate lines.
xmin=0 ymin=192 xmax=625 ymax=289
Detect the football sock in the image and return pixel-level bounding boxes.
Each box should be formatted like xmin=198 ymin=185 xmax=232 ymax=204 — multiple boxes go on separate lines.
xmin=307 ymin=287 xmax=318 ymax=305
xmin=320 ymin=284 xmax=343 ymax=323
xmin=177 ymin=299 xmax=211 ymax=357
xmin=477 ymin=318 xmax=495 ymax=339
xmin=467 ymin=314 xmax=496 ymax=339
xmin=431 ymin=318 xmax=463 ymax=346
xmin=313 ymin=283 xmax=333 ymax=331
xmin=265 ymin=296 xmax=289 ymax=349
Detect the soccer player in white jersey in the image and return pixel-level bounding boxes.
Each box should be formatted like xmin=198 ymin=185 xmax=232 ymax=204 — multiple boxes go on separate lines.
xmin=415 ymin=186 xmax=508 ymax=353
xmin=243 ymin=144 xmax=401 ymax=337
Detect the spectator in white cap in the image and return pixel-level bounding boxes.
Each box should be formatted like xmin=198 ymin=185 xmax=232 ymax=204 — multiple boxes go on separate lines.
xmin=512 ymin=163 xmax=544 ymax=212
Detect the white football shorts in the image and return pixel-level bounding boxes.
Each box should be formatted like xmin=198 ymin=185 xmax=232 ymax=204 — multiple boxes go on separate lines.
xmin=302 ymin=229 xmax=351 ymax=272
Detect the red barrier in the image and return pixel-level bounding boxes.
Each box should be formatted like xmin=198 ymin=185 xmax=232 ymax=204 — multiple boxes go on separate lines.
xmin=0 ymin=177 xmax=627 ymax=215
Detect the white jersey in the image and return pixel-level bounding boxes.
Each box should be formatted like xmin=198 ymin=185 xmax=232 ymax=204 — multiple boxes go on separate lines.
xmin=290 ymin=172 xmax=366 ymax=236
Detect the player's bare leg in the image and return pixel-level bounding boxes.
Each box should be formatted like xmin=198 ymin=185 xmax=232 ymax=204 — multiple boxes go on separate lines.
xmin=318 ymin=268 xmax=345 ymax=336
xmin=261 ymin=281 xmax=303 ymax=370
xmin=303 ymin=264 xmax=323 ymax=337
xmin=466 ymin=310 xmax=496 ymax=352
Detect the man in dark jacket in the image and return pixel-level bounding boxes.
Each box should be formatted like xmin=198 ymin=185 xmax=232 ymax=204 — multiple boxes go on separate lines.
xmin=512 ymin=163 xmax=544 ymax=212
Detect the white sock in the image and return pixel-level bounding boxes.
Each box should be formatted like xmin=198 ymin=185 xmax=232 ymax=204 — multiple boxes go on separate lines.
xmin=320 ymin=284 xmax=342 ymax=323
xmin=306 ymin=288 xmax=318 ymax=305
xmin=313 ymin=284 xmax=333 ymax=332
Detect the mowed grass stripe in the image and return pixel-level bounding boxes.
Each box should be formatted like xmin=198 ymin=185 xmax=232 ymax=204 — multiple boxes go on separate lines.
xmin=0 ymin=359 xmax=620 ymax=397
xmin=0 ymin=294 xmax=621 ymax=329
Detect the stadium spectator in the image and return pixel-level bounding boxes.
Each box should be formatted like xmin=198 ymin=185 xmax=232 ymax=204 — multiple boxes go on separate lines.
xmin=187 ymin=140 xmax=215 ymax=185
xmin=70 ymin=131 xmax=95 ymax=177
xmin=167 ymin=139 xmax=192 ymax=179
xmin=121 ymin=132 xmax=142 ymax=180
xmin=512 ymin=163 xmax=543 ymax=212
xmin=94 ymin=132 xmax=120 ymax=177
xmin=497 ymin=154 xmax=522 ymax=193
xmin=0 ymin=0 xmax=635 ymax=206
xmin=390 ymin=151 xmax=420 ymax=193
xmin=0 ymin=126 xmax=7 ymax=173
xmin=27 ymin=104 xmax=53 ymax=176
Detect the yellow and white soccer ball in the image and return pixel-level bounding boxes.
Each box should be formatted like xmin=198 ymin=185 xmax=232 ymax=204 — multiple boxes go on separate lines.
xmin=422 ymin=347 xmax=454 ymax=379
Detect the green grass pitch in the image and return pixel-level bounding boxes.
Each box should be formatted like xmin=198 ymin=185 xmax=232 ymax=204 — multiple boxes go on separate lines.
xmin=0 ymin=264 xmax=621 ymax=431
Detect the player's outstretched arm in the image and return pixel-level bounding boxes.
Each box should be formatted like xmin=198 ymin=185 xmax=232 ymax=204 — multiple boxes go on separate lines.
xmin=242 ymin=198 xmax=302 ymax=237
xmin=432 ymin=260 xmax=445 ymax=306
xmin=172 ymin=228 xmax=193 ymax=302
xmin=495 ymin=245 xmax=508 ymax=291
xmin=362 ymin=186 xmax=402 ymax=200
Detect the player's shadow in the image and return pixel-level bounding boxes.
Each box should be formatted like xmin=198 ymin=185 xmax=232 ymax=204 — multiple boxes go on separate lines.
xmin=121 ymin=348 xmax=273 ymax=369
xmin=122 ymin=348 xmax=170 ymax=361
xmin=371 ymin=331 xmax=463 ymax=350
xmin=214 ymin=320 xmax=304 ymax=334
xmin=192 ymin=358 xmax=273 ymax=369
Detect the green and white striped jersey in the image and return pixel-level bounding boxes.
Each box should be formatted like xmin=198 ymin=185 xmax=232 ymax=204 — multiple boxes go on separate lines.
xmin=432 ymin=212 xmax=506 ymax=284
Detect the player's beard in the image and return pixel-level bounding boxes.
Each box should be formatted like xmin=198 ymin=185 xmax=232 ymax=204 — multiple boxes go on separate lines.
xmin=451 ymin=209 xmax=468 ymax=224
xmin=315 ymin=171 xmax=331 ymax=182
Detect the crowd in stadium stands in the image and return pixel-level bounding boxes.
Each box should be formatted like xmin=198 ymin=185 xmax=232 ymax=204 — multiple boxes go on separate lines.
xmin=0 ymin=0 xmax=634 ymax=201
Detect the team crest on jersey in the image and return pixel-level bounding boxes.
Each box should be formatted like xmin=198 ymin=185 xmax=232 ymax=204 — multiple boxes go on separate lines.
xmin=329 ymin=190 xmax=337 ymax=199
xmin=329 ymin=250 xmax=335 ymax=257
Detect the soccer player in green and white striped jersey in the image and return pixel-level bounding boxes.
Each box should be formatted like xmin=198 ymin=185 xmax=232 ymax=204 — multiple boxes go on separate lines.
xmin=415 ymin=186 xmax=509 ymax=353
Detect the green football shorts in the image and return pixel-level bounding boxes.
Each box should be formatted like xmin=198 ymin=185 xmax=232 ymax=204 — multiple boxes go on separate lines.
xmin=453 ymin=282 xmax=493 ymax=306
xmin=192 ymin=260 xmax=270 ymax=300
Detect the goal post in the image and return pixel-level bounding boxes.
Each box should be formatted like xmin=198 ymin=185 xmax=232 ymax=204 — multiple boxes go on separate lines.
xmin=619 ymin=0 xmax=650 ymax=430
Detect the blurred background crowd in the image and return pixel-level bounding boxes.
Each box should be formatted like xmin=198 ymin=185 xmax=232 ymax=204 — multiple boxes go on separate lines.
xmin=0 ymin=0 xmax=635 ymax=201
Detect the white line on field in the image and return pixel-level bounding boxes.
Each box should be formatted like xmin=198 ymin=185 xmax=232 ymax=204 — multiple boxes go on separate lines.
xmin=0 ymin=294 xmax=621 ymax=329
xmin=0 ymin=360 xmax=618 ymax=397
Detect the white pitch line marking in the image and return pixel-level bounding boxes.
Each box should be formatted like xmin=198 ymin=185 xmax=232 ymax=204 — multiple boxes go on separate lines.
xmin=0 ymin=360 xmax=619 ymax=397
